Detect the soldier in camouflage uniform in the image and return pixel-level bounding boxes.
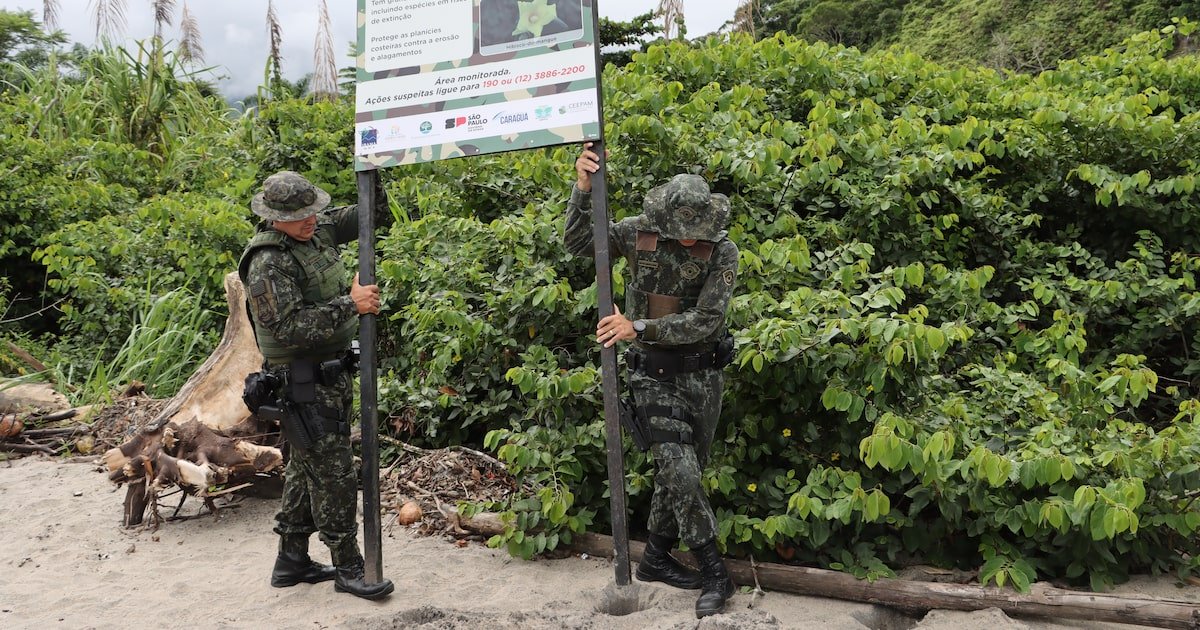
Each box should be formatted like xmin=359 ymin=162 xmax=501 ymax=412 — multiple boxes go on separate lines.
xmin=563 ymin=145 xmax=738 ymax=618
xmin=237 ymin=171 xmax=394 ymax=600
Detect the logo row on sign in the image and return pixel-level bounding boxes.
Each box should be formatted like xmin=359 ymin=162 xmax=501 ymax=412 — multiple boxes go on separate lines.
xmin=360 ymin=98 xmax=595 ymax=148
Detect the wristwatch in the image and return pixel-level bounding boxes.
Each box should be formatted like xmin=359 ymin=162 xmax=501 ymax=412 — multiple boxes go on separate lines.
xmin=632 ymin=319 xmax=647 ymax=339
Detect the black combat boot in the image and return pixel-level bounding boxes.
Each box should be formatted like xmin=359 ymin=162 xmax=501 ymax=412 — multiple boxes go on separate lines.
xmin=270 ymin=535 xmax=336 ymax=587
xmin=693 ymin=540 xmax=735 ymax=618
xmin=635 ymin=533 xmax=702 ymax=589
xmin=334 ymin=557 xmax=395 ymax=600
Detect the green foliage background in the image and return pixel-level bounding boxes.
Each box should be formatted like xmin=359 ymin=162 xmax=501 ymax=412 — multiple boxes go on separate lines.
xmin=751 ymin=0 xmax=1200 ymax=71
xmin=2 ymin=7 xmax=1199 ymax=591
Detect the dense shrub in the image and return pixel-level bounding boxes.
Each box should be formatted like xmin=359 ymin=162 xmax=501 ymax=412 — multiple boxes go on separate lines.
xmin=378 ymin=26 xmax=1200 ymax=588
xmin=1 ymin=24 xmax=1198 ymax=590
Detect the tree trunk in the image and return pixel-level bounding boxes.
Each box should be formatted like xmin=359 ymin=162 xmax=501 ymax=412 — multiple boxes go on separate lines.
xmin=104 ymin=273 xmax=282 ymax=527
xmin=123 ymin=481 xmax=148 ymax=527
xmin=145 ymin=272 xmax=264 ymax=434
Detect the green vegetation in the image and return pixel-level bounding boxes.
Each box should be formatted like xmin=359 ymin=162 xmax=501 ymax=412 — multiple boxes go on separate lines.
xmin=750 ymin=0 xmax=1200 ymax=69
xmin=0 ymin=9 xmax=69 ymax=88
xmin=1 ymin=6 xmax=1199 ymax=592
xmin=380 ymin=24 xmax=1200 ymax=589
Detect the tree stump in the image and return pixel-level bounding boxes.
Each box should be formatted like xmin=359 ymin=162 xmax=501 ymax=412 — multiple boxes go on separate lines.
xmin=102 ymin=272 xmax=283 ymax=526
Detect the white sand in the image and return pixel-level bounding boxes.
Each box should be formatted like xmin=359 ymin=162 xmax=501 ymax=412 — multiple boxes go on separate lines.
xmin=0 ymin=457 xmax=1195 ymax=630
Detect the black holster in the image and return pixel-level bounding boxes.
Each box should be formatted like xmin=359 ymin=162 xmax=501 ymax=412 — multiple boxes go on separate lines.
xmin=619 ymin=398 xmax=653 ymax=451
xmin=257 ymin=403 xmax=316 ymax=453
xmin=258 ymin=403 xmax=348 ymax=454
xmin=242 ymin=370 xmax=281 ymax=415
xmin=618 ymin=398 xmax=694 ymax=452
xmin=715 ymin=332 xmax=735 ymax=368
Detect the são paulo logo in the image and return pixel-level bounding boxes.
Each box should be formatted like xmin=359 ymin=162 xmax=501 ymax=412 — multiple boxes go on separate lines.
xmin=446 ymin=113 xmax=488 ymax=130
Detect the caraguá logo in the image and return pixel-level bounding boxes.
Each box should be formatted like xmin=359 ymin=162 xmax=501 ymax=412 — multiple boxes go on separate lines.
xmin=494 ymin=111 xmax=530 ymax=125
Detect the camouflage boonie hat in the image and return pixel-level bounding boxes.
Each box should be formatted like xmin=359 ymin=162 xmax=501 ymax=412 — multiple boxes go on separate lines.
xmin=250 ymin=171 xmax=332 ymax=221
xmin=643 ymin=174 xmax=730 ymax=241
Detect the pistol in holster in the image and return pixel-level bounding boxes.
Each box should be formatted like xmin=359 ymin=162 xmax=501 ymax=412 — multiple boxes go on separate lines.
xmin=242 ymin=361 xmax=345 ymax=455
xmin=619 ymin=397 xmax=653 ymax=452
xmin=256 ymin=402 xmax=324 ymax=454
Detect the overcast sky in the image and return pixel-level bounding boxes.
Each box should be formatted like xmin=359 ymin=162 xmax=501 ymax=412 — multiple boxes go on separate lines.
xmin=3 ymin=1 xmax=738 ymax=99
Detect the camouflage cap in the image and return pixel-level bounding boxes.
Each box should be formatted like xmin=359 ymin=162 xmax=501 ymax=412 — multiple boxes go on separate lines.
xmin=643 ymin=174 xmax=730 ymax=241
xmin=250 ymin=171 xmax=332 ymax=222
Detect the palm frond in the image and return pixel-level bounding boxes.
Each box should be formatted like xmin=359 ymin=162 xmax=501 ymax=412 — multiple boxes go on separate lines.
xmin=151 ymin=0 xmax=177 ymax=41
xmin=657 ymin=0 xmax=685 ymax=40
xmin=178 ymin=1 xmax=204 ymax=64
xmin=43 ymin=0 xmax=61 ymax=33
xmin=310 ymin=0 xmax=338 ymax=100
xmin=732 ymin=0 xmax=758 ymax=38
xmin=91 ymin=0 xmax=128 ymax=42
xmin=266 ymin=0 xmax=284 ymax=87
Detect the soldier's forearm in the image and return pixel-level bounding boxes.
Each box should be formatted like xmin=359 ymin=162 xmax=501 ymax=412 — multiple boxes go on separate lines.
xmin=648 ymin=309 xmax=726 ymax=345
xmin=267 ymin=303 xmax=355 ymax=348
xmin=563 ymin=185 xmax=596 ymax=257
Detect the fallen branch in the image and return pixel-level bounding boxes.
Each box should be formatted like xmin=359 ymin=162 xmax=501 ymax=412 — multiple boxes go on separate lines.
xmin=450 ymin=444 xmax=506 ymax=470
xmin=438 ymin=506 xmax=507 ymax=537
xmin=5 ymin=340 xmax=48 ymax=373
xmin=571 ymin=533 xmax=1200 ymax=630
xmin=21 ymin=425 xmax=87 ymax=439
xmin=30 ymin=408 xmax=80 ymax=424
xmin=380 ymin=434 xmax=433 ymax=456
xmin=0 ymin=442 xmax=55 ymax=455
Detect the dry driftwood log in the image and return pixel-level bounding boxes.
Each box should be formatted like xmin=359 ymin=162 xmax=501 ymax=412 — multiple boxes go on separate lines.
xmin=102 ymin=273 xmax=282 ymax=526
xmin=569 ymin=533 xmax=1200 ymax=629
xmin=145 ymin=272 xmax=266 ymax=435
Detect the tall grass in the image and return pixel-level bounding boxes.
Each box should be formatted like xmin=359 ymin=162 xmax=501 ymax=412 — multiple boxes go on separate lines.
xmin=16 ymin=40 xmax=225 ymax=158
xmin=56 ymin=287 xmax=217 ymax=406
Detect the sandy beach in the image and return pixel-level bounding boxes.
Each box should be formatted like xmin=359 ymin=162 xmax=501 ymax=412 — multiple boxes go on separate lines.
xmin=1 ymin=456 xmax=1196 ymax=630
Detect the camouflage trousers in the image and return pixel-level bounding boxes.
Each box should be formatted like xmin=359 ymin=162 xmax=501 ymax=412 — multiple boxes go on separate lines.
xmin=632 ymin=367 xmax=724 ymax=548
xmin=273 ymin=371 xmax=362 ymax=567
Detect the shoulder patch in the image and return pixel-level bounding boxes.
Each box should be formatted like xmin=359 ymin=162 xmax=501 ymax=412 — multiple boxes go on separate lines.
xmin=249 ymin=278 xmax=278 ymax=324
xmin=722 ymin=269 xmax=735 ymax=287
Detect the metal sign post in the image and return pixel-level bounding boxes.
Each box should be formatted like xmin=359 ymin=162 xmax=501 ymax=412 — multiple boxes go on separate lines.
xmin=356 ymin=168 xmax=383 ymax=583
xmin=587 ymin=2 xmax=631 ymax=588
xmin=588 ymin=138 xmax=631 ymax=586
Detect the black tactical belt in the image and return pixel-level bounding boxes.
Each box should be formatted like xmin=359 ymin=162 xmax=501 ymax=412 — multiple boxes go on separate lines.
xmin=268 ymin=353 xmax=356 ymax=388
xmin=628 ymin=345 xmax=720 ymax=380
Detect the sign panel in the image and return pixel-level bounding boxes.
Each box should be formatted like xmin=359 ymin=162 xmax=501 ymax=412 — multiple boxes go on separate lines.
xmin=355 ymin=0 xmax=602 ymax=170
